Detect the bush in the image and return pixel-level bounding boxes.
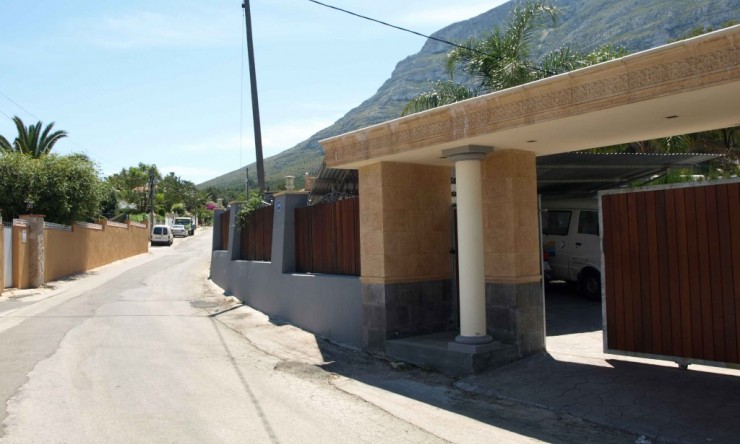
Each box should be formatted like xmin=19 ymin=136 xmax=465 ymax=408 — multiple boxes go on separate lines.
xmin=0 ymin=152 xmax=104 ymax=223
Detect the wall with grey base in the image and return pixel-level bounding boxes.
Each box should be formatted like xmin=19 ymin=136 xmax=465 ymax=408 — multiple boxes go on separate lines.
xmin=210 ymin=194 xmax=363 ymax=349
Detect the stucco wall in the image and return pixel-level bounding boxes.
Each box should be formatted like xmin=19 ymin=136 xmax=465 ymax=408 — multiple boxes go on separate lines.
xmin=44 ymin=222 xmax=149 ymax=283
xmin=482 ymin=149 xmax=541 ymax=283
xmin=481 ymin=149 xmax=545 ymax=357
xmin=359 ymin=162 xmax=452 ymax=284
xmin=211 ymin=194 xmax=363 ymax=349
xmin=211 ymin=253 xmax=363 ymax=348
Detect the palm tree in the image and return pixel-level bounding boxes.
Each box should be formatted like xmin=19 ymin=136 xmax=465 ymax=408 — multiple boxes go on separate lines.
xmin=0 ymin=115 xmax=67 ymax=158
xmin=402 ymin=1 xmax=627 ymax=116
xmin=402 ymin=80 xmax=477 ymax=116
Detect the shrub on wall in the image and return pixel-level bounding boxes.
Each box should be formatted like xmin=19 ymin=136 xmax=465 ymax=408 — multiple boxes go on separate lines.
xmin=0 ymin=151 xmax=104 ymax=223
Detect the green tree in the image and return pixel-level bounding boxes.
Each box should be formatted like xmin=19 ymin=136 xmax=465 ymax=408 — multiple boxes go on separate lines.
xmin=0 ymin=115 xmax=68 ymax=158
xmin=403 ymin=1 xmax=627 ymax=116
xmin=170 ymin=202 xmax=186 ymax=215
xmin=106 ymin=163 xmax=161 ymax=214
xmin=0 ymin=151 xmax=104 ymax=223
xmin=98 ymin=180 xmax=119 ymax=220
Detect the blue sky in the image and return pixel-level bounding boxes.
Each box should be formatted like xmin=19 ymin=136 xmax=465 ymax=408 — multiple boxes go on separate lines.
xmin=0 ymin=0 xmax=506 ymax=184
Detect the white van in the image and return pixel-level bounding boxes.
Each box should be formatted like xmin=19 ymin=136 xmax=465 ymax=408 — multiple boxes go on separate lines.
xmin=151 ymin=224 xmax=174 ymax=246
xmin=541 ymin=198 xmax=601 ymax=300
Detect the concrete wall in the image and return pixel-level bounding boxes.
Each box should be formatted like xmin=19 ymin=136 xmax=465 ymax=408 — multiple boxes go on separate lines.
xmin=44 ymin=221 xmax=149 ymax=283
xmin=210 ymin=193 xmax=363 ymax=348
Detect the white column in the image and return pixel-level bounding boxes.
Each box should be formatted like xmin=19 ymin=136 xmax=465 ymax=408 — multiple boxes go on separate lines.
xmin=443 ymin=145 xmax=493 ymax=345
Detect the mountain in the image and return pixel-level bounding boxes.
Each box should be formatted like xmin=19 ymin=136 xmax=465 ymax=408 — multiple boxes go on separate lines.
xmin=198 ymin=0 xmax=738 ymax=192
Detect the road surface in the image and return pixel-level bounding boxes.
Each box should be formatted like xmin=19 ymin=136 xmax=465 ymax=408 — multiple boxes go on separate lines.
xmin=0 ymin=228 xmax=634 ymax=443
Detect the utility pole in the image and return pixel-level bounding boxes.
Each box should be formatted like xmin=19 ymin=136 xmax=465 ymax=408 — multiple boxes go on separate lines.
xmin=242 ymin=0 xmax=265 ymax=192
xmin=148 ymin=169 xmax=157 ymax=227
xmin=245 ymin=167 xmax=250 ymax=197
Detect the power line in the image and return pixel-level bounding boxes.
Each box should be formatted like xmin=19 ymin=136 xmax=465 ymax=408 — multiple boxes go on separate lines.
xmin=0 ymin=91 xmax=42 ymax=122
xmin=0 ymin=90 xmax=124 ymax=171
xmin=306 ymin=0 xmax=486 ymax=55
xmin=0 ymin=107 xmax=12 ymax=120
xmin=305 ymin=0 xmax=551 ymax=75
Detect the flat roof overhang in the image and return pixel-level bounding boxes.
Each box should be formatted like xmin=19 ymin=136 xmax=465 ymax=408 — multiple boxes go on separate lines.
xmin=321 ymin=25 xmax=740 ymax=170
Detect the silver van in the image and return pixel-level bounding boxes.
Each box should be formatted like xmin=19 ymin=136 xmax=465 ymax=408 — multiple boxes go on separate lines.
xmin=542 ymin=198 xmax=601 ymax=300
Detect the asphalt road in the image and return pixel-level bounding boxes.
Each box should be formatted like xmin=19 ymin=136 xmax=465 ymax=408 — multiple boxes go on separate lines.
xmin=0 ymin=228 xmax=637 ymax=443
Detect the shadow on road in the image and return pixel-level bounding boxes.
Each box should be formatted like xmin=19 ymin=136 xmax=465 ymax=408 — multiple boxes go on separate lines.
xmin=310 ymin=335 xmax=740 ymax=443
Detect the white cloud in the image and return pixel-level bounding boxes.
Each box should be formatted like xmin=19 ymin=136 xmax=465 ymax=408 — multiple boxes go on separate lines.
xmin=80 ymin=9 xmax=238 ymax=49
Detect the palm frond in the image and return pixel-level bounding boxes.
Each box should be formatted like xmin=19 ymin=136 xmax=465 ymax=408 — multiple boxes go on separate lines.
xmin=0 ymin=134 xmax=12 ymax=152
xmin=401 ymin=81 xmax=478 ymax=116
xmin=39 ymin=122 xmax=68 ymax=156
xmin=4 ymin=115 xmax=67 ymax=157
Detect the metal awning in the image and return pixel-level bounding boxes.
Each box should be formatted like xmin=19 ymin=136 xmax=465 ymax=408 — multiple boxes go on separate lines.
xmin=309 ymin=152 xmax=723 ymax=201
xmin=308 ymin=162 xmax=359 ymax=204
xmin=537 ymin=152 xmax=722 ymax=196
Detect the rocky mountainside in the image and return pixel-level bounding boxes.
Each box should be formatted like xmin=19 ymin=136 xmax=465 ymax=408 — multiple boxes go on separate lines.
xmin=198 ymin=0 xmax=738 ymax=191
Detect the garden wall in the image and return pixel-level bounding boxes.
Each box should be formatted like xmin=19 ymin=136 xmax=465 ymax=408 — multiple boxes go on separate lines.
xmin=44 ymin=220 xmax=149 ymax=283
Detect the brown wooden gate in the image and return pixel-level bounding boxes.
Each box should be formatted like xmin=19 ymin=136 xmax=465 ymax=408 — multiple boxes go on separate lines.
xmin=219 ymin=210 xmax=230 ymax=251
xmin=601 ymin=181 xmax=739 ymax=365
xmin=239 ymin=206 xmax=274 ymax=261
xmin=295 ymin=198 xmax=360 ymax=276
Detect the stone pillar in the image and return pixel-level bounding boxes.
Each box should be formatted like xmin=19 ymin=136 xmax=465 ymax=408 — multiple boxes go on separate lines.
xmin=271 ymin=192 xmax=309 ymax=273
xmin=482 ymin=149 xmax=545 ymax=357
xmin=21 ymin=214 xmax=45 ymax=288
xmin=359 ymin=162 xmax=453 ymax=352
xmin=443 ymin=146 xmax=494 ymax=345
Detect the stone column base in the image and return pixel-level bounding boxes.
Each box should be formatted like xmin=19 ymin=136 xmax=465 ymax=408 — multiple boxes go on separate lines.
xmin=362 ymin=279 xmax=454 ymax=353
xmin=485 ymin=280 xmax=545 ymax=358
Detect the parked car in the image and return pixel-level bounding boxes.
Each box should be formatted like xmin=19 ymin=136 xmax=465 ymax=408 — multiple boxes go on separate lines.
xmin=542 ymin=198 xmax=601 ymax=300
xmin=171 ymin=224 xmax=188 ymax=238
xmin=174 ymin=216 xmax=195 ymax=236
xmin=151 ymin=225 xmax=173 ymax=246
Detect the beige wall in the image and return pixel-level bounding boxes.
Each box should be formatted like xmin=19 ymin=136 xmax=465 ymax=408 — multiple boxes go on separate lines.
xmin=482 ymin=149 xmax=541 ymax=284
xmin=44 ymin=221 xmax=149 ymax=284
xmin=359 ymin=162 xmax=452 ymax=284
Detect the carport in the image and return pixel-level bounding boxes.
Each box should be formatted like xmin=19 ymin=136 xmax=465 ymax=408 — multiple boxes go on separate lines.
xmin=536 ymin=152 xmax=722 ymax=196
xmin=319 ymin=26 xmax=739 ymax=374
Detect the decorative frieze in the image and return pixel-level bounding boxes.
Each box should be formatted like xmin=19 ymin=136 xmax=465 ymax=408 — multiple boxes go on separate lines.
xmin=323 ymin=29 xmax=739 ymax=168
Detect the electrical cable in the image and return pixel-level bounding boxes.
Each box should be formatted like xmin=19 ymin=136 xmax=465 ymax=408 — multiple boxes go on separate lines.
xmin=0 ymin=107 xmax=12 ymax=120
xmin=0 ymin=91 xmax=42 ymax=122
xmin=305 ymin=0 xmax=551 ymax=75
xmin=306 ymin=0 xmax=487 ymax=54
xmin=0 ymin=90 xmax=124 ymax=170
